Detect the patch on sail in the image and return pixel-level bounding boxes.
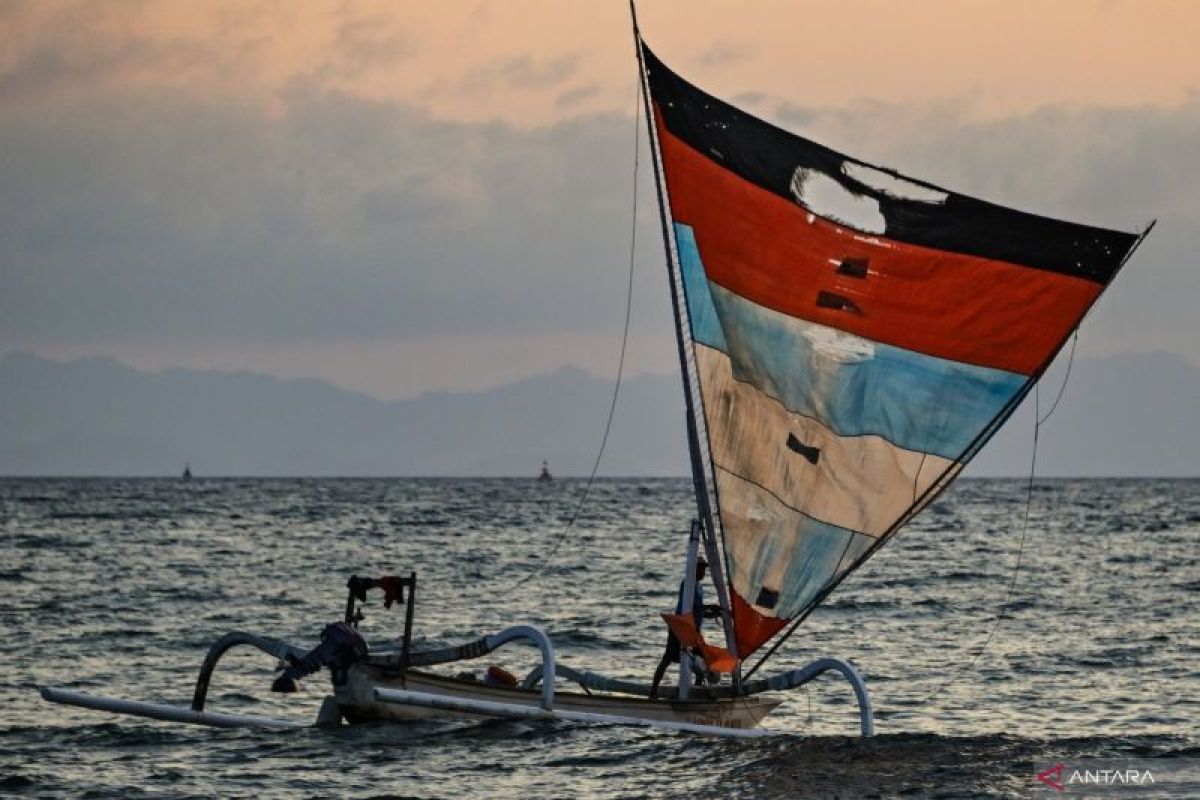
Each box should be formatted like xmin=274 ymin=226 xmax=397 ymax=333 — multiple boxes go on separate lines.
xmin=755 ymin=587 xmax=779 ymax=609
xmin=801 ymin=326 xmax=874 ymax=363
xmin=786 ymin=161 xmax=949 ymax=234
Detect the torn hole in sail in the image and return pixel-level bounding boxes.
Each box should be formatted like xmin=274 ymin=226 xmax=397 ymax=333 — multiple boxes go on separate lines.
xmin=790 ymin=166 xmax=885 ymax=233
xmin=842 ymin=162 xmax=949 ymax=204
xmin=786 ymin=433 xmax=821 ymax=465
xmin=755 ymin=587 xmax=780 ymax=609
xmin=816 ymin=290 xmax=862 ymax=314
xmin=836 ymin=257 xmax=870 ymax=278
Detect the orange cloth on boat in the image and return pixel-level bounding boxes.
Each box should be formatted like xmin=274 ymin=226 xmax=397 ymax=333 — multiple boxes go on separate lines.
xmin=660 ymin=613 xmax=739 ymax=673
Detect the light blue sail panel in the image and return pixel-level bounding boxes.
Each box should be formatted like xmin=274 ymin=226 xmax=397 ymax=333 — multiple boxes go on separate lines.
xmin=718 ymin=470 xmax=877 ymax=621
xmin=771 ymin=525 xmax=875 ymax=621
xmin=674 ymin=223 xmax=1024 ymax=460
xmin=748 ymin=516 xmax=859 ymax=619
xmin=675 ymin=223 xmax=726 ymax=351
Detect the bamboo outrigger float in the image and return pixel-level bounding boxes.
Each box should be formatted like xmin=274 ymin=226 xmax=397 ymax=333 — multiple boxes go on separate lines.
xmin=40 ymin=2 xmax=1148 ymax=737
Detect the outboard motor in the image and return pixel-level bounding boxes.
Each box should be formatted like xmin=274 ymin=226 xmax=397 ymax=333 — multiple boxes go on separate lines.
xmin=271 ymin=574 xmax=416 ymax=693
xmin=272 ymin=622 xmax=369 ymax=692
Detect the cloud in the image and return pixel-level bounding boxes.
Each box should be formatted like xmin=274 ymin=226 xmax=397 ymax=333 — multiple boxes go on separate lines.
xmin=695 ymin=40 xmax=749 ymax=68
xmin=730 ymin=90 xmax=769 ymax=108
xmin=0 ymin=77 xmax=664 ymax=352
xmin=315 ymin=11 xmax=418 ymax=80
xmin=556 ymin=82 xmax=601 ymax=108
xmin=1 ymin=43 xmax=1197 ymax=394
xmin=0 ymin=2 xmax=266 ymax=104
xmin=0 ymin=7 xmax=177 ymax=101
xmin=452 ymin=52 xmax=582 ymax=95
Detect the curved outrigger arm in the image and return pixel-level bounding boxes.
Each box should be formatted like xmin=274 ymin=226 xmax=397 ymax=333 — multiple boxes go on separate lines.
xmin=192 ymin=631 xmax=309 ymax=711
xmin=478 ymin=625 xmax=557 ymax=710
xmin=745 ymin=657 xmax=874 ymax=737
xmin=523 ymin=655 xmax=874 ymax=737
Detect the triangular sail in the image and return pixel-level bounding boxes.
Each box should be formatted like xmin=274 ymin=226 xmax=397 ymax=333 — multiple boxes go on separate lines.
xmin=638 ymin=39 xmax=1144 ymax=660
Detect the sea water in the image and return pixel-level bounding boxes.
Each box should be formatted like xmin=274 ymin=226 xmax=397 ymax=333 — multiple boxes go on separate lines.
xmin=1 ymin=477 xmax=1196 ymax=798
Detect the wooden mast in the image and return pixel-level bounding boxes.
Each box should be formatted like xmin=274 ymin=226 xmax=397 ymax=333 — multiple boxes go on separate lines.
xmin=629 ymin=0 xmax=740 ymax=687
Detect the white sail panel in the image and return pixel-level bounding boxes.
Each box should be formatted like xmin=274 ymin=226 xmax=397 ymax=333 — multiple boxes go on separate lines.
xmin=695 ymin=344 xmax=952 ymax=537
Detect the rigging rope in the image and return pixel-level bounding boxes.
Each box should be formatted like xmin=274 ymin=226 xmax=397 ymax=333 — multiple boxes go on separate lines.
xmin=497 ymin=81 xmax=641 ymax=596
xmin=1039 ymin=329 xmax=1079 ymax=426
xmin=916 ymin=328 xmax=1079 ymax=705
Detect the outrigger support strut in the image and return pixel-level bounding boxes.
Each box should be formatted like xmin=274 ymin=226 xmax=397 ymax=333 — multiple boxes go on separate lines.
xmin=752 ymin=658 xmax=874 ymax=736
xmin=192 ymin=631 xmax=308 ymax=711
xmin=480 ymin=625 xmax=557 ymax=710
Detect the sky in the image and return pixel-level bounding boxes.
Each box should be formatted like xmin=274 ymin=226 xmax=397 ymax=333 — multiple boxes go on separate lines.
xmin=2 ymin=0 xmax=1198 ymax=398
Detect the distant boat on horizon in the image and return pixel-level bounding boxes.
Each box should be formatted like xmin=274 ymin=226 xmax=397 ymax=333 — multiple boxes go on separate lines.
xmin=181 ymin=463 xmax=192 ymax=481
xmin=538 ymin=460 xmax=553 ymax=482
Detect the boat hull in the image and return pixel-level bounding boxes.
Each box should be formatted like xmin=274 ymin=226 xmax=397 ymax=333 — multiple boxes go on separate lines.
xmin=335 ymin=665 xmax=781 ymax=729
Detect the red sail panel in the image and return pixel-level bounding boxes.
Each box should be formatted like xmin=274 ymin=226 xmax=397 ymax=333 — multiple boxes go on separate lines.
xmin=731 ymin=589 xmax=789 ymax=658
xmin=655 ymin=112 xmax=1101 ymax=376
xmin=661 ymin=613 xmax=739 ymax=673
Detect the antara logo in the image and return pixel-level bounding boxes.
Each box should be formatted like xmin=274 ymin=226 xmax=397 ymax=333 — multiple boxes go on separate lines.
xmin=1036 ymin=762 xmax=1158 ymax=792
xmin=1037 ymin=763 xmax=1065 ymax=792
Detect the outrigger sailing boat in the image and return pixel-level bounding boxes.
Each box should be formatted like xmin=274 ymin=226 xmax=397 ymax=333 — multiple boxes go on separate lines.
xmin=42 ymin=6 xmax=1151 ymax=737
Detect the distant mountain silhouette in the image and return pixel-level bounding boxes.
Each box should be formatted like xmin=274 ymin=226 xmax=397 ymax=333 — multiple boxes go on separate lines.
xmin=1 ymin=350 xmax=1196 ymax=476
xmin=969 ymin=350 xmax=1199 ymax=477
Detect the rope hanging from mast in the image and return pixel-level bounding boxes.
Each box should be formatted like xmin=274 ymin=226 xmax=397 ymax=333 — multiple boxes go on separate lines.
xmin=497 ymin=75 xmax=642 ymax=597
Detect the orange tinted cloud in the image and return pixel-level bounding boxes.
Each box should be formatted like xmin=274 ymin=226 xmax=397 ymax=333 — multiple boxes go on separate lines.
xmin=3 ymin=0 xmax=1197 ymax=124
